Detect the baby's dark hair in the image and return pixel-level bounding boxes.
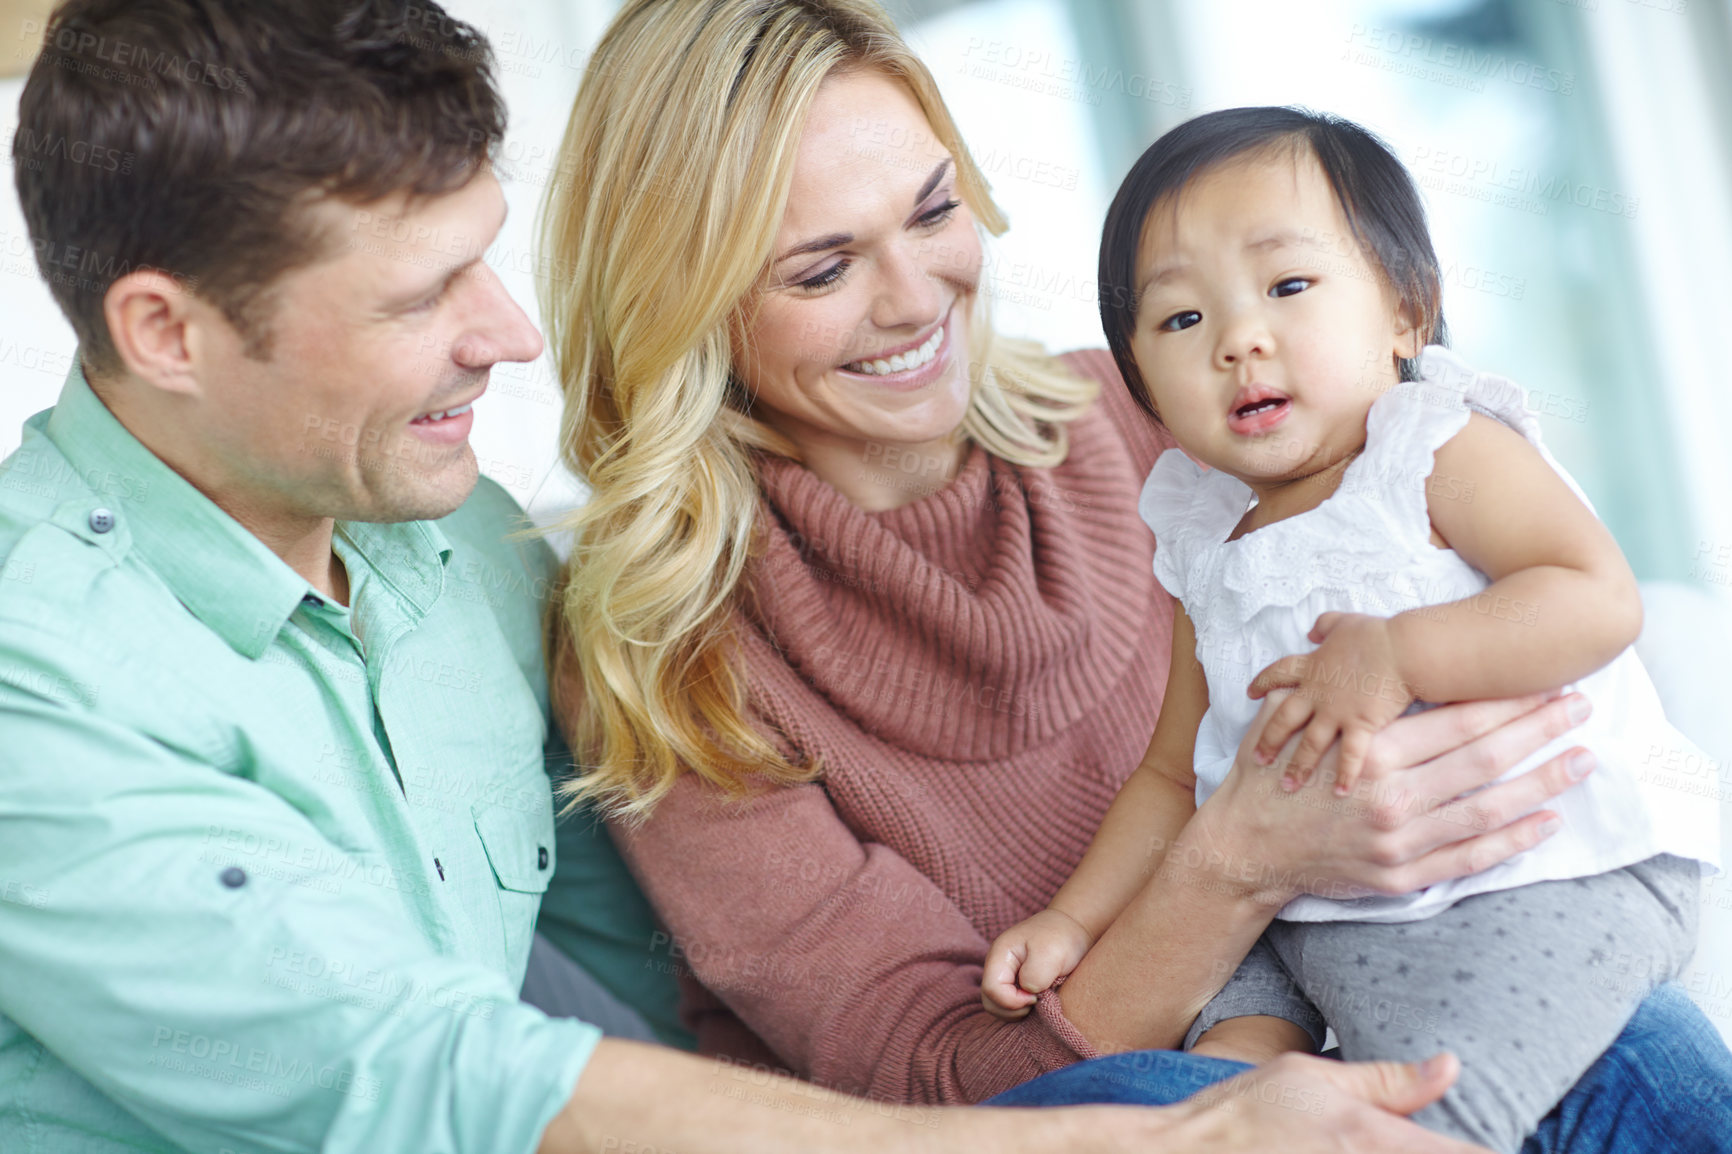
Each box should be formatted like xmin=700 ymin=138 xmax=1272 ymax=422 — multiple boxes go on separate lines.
xmin=1098 ymin=106 xmax=1448 ymax=423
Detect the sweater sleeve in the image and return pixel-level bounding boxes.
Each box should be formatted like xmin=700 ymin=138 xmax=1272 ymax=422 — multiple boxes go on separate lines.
xmin=607 ymin=770 xmax=1098 ymax=1105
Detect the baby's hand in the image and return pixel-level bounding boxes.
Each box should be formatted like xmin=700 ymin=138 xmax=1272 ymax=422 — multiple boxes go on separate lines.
xmin=981 ymin=908 xmax=1095 ymax=1021
xmin=1246 ymin=612 xmax=1415 ymax=795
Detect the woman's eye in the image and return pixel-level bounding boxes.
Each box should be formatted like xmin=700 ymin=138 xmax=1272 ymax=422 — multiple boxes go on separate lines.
xmin=795 ymin=260 xmax=850 ymax=291
xmin=1158 ymin=310 xmax=1201 ymax=332
xmin=1271 ymin=277 xmax=1311 ymax=298
xmin=918 ymin=198 xmax=961 ymax=228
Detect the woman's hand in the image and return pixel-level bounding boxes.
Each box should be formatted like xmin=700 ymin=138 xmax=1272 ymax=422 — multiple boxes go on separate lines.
xmin=1192 ymin=688 xmax=1594 ymax=908
xmin=1247 ymin=612 xmax=1415 ymax=795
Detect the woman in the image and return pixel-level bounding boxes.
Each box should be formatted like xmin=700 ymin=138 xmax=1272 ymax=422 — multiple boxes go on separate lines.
xmin=539 ymin=0 xmax=1727 ymax=1145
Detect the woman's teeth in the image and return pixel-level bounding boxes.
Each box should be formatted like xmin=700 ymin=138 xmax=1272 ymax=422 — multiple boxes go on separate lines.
xmin=845 ymin=326 xmax=944 ymax=376
xmin=413 ymin=402 xmax=474 ymax=424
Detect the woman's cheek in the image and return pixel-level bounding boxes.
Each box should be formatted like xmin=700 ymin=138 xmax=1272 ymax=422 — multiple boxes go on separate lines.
xmin=927 ymin=219 xmax=982 ymax=287
xmin=806 ymin=295 xmax=867 ymax=369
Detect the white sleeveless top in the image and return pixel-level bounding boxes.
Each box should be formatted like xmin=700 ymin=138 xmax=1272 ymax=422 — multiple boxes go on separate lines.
xmin=1138 ymin=346 xmax=1720 ymax=923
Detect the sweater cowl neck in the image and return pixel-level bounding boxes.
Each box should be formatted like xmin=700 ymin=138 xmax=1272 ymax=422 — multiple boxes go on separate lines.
xmin=747 ymin=379 xmax=1159 ymax=762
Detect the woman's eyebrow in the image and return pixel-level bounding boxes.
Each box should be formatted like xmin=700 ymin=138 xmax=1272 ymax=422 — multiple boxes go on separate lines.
xmin=778 ymin=230 xmax=852 ymax=263
xmin=774 ymin=159 xmax=956 ymax=265
xmin=913 ymin=158 xmax=952 ymax=206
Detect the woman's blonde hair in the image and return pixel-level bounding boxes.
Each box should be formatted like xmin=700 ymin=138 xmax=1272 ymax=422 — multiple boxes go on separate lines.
xmin=543 ymin=0 xmax=1098 ymax=819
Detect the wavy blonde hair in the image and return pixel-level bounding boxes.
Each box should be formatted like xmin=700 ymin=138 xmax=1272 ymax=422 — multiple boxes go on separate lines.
xmin=543 ymin=0 xmax=1099 ymax=819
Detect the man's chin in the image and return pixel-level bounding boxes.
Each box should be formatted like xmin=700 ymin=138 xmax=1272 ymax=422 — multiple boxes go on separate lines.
xmin=347 ymin=453 xmax=481 ymax=524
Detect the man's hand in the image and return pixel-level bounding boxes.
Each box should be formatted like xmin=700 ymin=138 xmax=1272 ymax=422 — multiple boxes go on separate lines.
xmin=982 ymin=908 xmax=1095 ymax=1020
xmin=1248 ymin=612 xmax=1413 ymax=795
xmin=1162 ymin=1051 xmax=1490 ymax=1153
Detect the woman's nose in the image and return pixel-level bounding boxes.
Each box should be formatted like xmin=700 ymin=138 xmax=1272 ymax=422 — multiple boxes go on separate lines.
xmin=868 ymin=241 xmax=944 ymax=332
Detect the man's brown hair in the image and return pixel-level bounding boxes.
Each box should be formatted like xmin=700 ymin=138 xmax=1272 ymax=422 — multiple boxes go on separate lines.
xmin=12 ymin=0 xmax=506 ymax=370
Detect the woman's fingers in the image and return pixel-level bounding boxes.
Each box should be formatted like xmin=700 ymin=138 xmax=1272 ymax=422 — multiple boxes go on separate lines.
xmin=1412 ymin=745 xmax=1593 ymax=850
xmin=1385 ymin=808 xmax=1562 ymax=895
xmin=1367 ymin=692 xmax=1583 ymax=787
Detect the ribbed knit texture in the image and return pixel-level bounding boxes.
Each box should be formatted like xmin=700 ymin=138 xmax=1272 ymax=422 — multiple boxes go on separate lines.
xmin=609 ymin=350 xmax=1179 ymax=1104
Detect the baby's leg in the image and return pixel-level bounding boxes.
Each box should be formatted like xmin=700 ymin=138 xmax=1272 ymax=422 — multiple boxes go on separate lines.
xmin=1181 ymin=934 xmax=1325 ymax=1052
xmin=1265 ymin=854 xmax=1699 ymax=1154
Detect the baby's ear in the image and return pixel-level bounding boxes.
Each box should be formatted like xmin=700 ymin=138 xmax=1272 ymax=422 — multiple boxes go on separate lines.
xmin=1391 ymin=296 xmax=1424 ymax=359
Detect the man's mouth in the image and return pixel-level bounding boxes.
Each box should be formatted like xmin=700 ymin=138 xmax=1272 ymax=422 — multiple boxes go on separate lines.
xmin=841 ymin=320 xmax=946 ymax=376
xmin=411 ymin=401 xmax=475 ymax=425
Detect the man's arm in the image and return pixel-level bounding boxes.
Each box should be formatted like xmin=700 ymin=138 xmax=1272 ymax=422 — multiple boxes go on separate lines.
xmin=0 ymin=671 xmax=594 ymax=1154
xmin=537 ymin=1040 xmax=1489 ymax=1154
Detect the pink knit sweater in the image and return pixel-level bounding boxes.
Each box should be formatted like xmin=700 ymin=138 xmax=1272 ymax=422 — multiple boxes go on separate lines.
xmin=609 ymin=349 xmax=1180 ymax=1104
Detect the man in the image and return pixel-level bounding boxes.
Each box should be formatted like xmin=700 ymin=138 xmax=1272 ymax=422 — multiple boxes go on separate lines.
xmin=0 ymin=2 xmax=1486 ymax=1151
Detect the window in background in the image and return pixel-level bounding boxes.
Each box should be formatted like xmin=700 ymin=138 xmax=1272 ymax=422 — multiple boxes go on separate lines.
xmin=1163 ymin=0 xmax=1699 ymax=581
xmin=900 ymin=0 xmax=1120 ymax=353
xmin=901 ymin=0 xmax=1732 ymax=585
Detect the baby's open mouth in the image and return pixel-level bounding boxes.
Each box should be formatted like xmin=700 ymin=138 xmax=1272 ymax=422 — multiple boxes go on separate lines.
xmin=1227 ymin=387 xmax=1291 ymax=435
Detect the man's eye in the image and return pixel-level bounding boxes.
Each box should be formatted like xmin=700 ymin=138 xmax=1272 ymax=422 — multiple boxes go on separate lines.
xmin=1158 ymin=310 xmax=1201 ymax=332
xmin=1271 ymin=277 xmax=1311 ymax=298
xmin=407 ymin=278 xmax=457 ymax=313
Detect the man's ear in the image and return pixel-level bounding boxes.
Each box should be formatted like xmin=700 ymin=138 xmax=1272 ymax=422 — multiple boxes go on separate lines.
xmin=102 ymin=270 xmax=208 ymax=398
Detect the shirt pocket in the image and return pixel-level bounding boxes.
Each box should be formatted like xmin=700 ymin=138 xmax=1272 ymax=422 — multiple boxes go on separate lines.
xmin=472 ymin=790 xmax=556 ymax=976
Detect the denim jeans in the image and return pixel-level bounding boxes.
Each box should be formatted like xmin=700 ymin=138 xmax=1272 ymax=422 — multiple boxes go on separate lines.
xmin=986 ymin=985 xmax=1732 ymax=1152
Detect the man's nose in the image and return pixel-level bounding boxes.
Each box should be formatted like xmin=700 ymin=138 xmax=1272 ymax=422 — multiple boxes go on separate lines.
xmin=450 ymin=264 xmax=544 ymax=369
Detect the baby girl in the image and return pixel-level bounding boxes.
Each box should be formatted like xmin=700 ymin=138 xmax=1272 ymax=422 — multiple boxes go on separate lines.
xmin=981 ymin=107 xmax=1720 ymax=1152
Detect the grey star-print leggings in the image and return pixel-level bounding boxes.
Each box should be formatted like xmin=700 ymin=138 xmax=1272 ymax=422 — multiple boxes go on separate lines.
xmin=1191 ymin=854 xmax=1700 ymax=1154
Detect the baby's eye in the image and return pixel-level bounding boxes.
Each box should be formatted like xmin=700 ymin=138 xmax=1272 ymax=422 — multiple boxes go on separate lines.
xmin=1158 ymin=310 xmax=1201 ymax=332
xmin=1270 ymin=277 xmax=1311 ymax=298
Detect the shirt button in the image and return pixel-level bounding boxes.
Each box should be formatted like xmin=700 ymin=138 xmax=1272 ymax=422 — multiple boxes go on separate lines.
xmin=87 ymin=508 xmax=116 ymax=534
xmin=538 ymin=846 xmax=549 ymax=871
xmin=219 ymin=867 xmax=247 ymax=889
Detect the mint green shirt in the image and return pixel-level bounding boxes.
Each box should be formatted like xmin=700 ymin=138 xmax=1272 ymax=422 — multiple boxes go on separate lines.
xmin=0 ymin=364 xmax=655 ymax=1152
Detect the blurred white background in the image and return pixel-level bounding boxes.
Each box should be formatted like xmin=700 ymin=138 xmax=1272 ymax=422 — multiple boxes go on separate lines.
xmin=4 ymin=0 xmax=1731 ymax=1038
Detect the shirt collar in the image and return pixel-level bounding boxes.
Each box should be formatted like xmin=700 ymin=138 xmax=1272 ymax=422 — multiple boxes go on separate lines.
xmin=335 ymin=519 xmax=452 ymax=621
xmin=43 ymin=359 xmax=451 ymax=659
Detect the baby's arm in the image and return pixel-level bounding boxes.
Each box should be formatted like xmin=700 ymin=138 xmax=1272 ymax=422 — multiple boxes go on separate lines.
xmin=1389 ymin=411 xmax=1642 ymax=702
xmin=982 ymin=600 xmax=1207 ymax=1019
xmin=1250 ymin=412 xmax=1639 ymax=791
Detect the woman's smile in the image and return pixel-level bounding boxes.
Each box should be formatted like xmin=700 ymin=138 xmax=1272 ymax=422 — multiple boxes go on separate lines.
xmin=835 ymin=305 xmax=955 ymax=389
